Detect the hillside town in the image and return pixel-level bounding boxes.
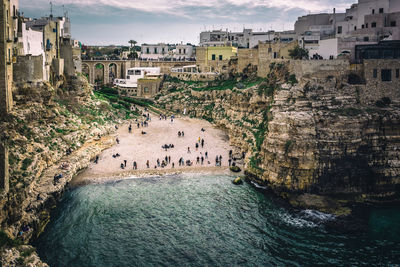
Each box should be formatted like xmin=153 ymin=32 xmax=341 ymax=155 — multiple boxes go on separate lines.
xmin=1 ymin=0 xmax=400 ymax=110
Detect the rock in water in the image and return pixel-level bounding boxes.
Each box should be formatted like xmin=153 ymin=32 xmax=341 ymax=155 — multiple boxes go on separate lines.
xmin=233 ymin=177 xmax=243 ymax=185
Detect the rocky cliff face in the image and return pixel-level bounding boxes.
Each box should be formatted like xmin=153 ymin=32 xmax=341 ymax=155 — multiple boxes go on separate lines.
xmin=0 ymin=77 xmax=127 ymax=266
xmin=157 ymin=66 xmax=400 ymax=214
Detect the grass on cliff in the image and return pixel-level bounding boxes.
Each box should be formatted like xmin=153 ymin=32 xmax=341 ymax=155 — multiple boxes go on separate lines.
xmin=192 ymin=77 xmax=265 ymax=92
xmin=0 ymin=231 xmax=22 ymax=248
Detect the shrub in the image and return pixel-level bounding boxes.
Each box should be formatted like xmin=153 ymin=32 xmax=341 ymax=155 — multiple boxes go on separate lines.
xmin=289 ymin=45 xmax=309 ymax=60
xmin=284 ymin=140 xmax=293 ymax=154
xmin=21 ymin=158 xmax=33 ymax=171
xmin=288 ymin=74 xmax=298 ymax=85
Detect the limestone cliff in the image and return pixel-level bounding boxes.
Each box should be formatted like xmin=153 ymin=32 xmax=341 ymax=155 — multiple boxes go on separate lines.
xmin=157 ymin=65 xmax=400 ymax=214
xmin=0 ymin=77 xmax=129 ymax=266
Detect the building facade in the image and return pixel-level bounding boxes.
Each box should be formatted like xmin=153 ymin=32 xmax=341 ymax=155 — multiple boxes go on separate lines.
xmin=140 ymin=43 xmax=169 ymax=60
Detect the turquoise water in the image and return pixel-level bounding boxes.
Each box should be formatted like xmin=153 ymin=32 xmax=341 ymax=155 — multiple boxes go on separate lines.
xmin=35 ymin=174 xmax=400 ymax=266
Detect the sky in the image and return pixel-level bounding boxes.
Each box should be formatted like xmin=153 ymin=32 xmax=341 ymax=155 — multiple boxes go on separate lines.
xmin=19 ymin=0 xmax=356 ymax=46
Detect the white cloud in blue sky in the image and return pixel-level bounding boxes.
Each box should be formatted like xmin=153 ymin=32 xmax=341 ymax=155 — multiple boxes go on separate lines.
xmin=19 ymin=0 xmax=355 ymax=45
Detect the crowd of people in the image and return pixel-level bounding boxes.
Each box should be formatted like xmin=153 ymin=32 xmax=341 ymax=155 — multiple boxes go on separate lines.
xmin=88 ymin=110 xmax=243 ymax=174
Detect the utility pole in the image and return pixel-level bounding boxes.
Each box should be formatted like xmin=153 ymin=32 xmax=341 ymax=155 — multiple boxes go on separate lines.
xmin=50 ymin=1 xmax=53 ymax=18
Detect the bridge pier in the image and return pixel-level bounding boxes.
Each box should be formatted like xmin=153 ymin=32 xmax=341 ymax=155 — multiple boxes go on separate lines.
xmin=0 ymin=143 xmax=9 ymax=194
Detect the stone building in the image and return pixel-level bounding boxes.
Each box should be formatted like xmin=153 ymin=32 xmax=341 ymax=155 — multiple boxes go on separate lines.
xmin=0 ymin=0 xmax=18 ymax=117
xmin=136 ymin=78 xmax=162 ymax=98
xmin=173 ymin=44 xmax=195 ymax=60
xmin=196 ymin=46 xmax=237 ymax=72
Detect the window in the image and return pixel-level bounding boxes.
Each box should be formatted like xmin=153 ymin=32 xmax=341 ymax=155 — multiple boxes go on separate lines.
xmin=364 ymin=36 xmax=370 ymax=41
xmin=354 ymin=26 xmax=357 ymax=31
xmin=396 ymin=69 xmax=399 ymax=78
xmin=146 ymin=48 xmax=149 ymax=54
xmin=379 ymin=8 xmax=384 ymax=14
xmin=273 ymin=52 xmax=278 ymax=59
xmin=212 ymin=54 xmax=216 ymax=60
xmin=372 ymin=9 xmax=375 ymax=14
xmin=373 ymin=69 xmax=377 ymax=78
xmin=162 ymin=48 xmax=165 ymax=54
xmin=365 ymin=23 xmax=368 ymax=28
xmin=144 ymin=87 xmax=149 ymax=93
xmin=381 ymin=69 xmax=392 ymax=82
xmin=127 ymin=75 xmax=130 ymax=79
xmin=154 ymin=48 xmax=158 ymax=54
xmin=135 ymin=70 xmax=141 ymax=75
xmin=219 ymin=55 xmax=223 ymax=60
xmin=362 ymin=24 xmax=365 ymax=29
xmin=371 ymin=22 xmax=377 ymax=28
xmin=128 ymin=70 xmax=134 ymax=75
xmin=183 ymin=49 xmax=186 ymax=54
xmin=391 ymin=21 xmax=397 ymax=27
xmin=337 ymin=26 xmax=342 ymax=34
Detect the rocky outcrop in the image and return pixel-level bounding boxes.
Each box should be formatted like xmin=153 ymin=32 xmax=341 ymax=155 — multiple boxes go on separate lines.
xmin=0 ymin=77 xmax=127 ymax=265
xmin=157 ymin=68 xmax=400 ymax=214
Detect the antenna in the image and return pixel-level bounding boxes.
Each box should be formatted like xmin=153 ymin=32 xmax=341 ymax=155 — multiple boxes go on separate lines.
xmin=50 ymin=2 xmax=53 ymax=17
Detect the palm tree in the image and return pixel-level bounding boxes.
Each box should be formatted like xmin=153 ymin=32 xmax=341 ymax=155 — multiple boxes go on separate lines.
xmin=128 ymin=40 xmax=137 ymax=52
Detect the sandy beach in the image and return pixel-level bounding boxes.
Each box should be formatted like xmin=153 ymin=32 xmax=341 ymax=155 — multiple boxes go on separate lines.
xmin=72 ymin=113 xmax=238 ymax=185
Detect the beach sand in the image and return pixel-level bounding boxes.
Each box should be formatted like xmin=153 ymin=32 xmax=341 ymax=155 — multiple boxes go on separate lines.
xmin=72 ymin=114 xmax=237 ymax=185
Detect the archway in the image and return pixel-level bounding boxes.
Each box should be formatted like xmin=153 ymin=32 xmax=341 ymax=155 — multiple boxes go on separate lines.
xmin=94 ymin=63 xmax=105 ymax=85
xmin=82 ymin=63 xmax=90 ymax=82
xmin=109 ymin=63 xmax=117 ymax=84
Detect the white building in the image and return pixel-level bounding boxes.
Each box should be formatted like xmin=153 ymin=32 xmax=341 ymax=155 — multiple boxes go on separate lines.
xmin=171 ymin=65 xmax=198 ymax=73
xmin=173 ymin=44 xmax=194 ymax=60
xmin=140 ymin=44 xmax=169 ymax=60
xmin=114 ymin=67 xmax=161 ymax=88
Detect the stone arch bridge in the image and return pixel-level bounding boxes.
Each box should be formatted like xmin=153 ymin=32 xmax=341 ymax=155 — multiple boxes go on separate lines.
xmin=82 ymin=60 xmax=126 ymax=85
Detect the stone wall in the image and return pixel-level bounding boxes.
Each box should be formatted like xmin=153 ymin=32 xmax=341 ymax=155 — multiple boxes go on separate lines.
xmin=362 ymin=59 xmax=400 ymax=104
xmin=170 ymin=72 xmax=217 ymax=81
xmin=290 ymin=59 xmax=350 ymax=80
xmin=237 ymin=49 xmax=258 ymax=73
xmin=13 ymin=55 xmax=44 ymax=84
xmin=130 ymin=60 xmax=188 ymax=74
xmin=0 ymin=143 xmax=9 ymax=193
xmin=51 ymin=58 xmax=64 ymax=77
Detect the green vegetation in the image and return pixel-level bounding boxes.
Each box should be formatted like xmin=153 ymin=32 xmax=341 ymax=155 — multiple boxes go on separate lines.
xmin=289 ymin=45 xmax=309 ymax=60
xmin=288 ymin=74 xmax=298 ymax=85
xmin=284 ymin=140 xmax=293 ymax=154
xmin=192 ymin=77 xmax=264 ymax=92
xmin=0 ymin=231 xmax=22 ymax=248
xmin=21 ymin=158 xmax=33 ymax=171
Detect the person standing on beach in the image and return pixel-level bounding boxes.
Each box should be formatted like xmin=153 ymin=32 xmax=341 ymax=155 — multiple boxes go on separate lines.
xmin=182 ymin=131 xmax=184 ymax=137
xmin=146 ymin=160 xmax=150 ymax=168
xmin=201 ymin=139 xmax=204 ymax=148
xmin=124 ymin=160 xmax=127 ymax=167
xmin=187 ymin=147 xmax=191 ymax=154
xmin=195 ymin=143 xmax=199 ymax=151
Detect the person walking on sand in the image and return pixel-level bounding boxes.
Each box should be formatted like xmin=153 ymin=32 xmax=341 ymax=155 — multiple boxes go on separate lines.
xmin=215 ymin=156 xmax=219 ymax=166
xmin=187 ymin=147 xmax=191 ymax=154
xmin=205 ymin=151 xmax=208 ymax=159
xmin=182 ymin=131 xmax=184 ymax=137
xmin=129 ymin=124 xmax=132 ymax=133
xmin=168 ymin=156 xmax=171 ymax=163
xmin=195 ymin=143 xmax=199 ymax=151
xmin=146 ymin=160 xmax=150 ymax=168
xmin=172 ymin=162 xmax=175 ymax=168
xmin=124 ymin=160 xmax=127 ymax=167
xmin=196 ymin=156 xmax=200 ymax=164
xmin=133 ymin=161 xmax=137 ymax=170
xmin=228 ymin=159 xmax=232 ymax=166
xmin=116 ymin=138 xmax=120 ymax=144
xmin=178 ymin=131 xmax=181 ymax=137
xmin=201 ymin=156 xmax=204 ymax=165
xmin=201 ymin=139 xmax=204 ymax=148
xmin=198 ymin=137 xmax=201 ymax=143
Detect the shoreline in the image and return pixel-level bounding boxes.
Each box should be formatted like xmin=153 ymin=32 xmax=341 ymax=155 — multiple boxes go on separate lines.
xmin=70 ymin=166 xmax=237 ymax=186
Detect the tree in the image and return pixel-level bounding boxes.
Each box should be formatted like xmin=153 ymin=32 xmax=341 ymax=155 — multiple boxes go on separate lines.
xmin=128 ymin=40 xmax=137 ymax=52
xmin=289 ymin=45 xmax=309 ymax=60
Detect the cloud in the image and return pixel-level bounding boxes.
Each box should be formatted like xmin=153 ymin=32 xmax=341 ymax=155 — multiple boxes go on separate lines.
xmin=19 ymin=0 xmax=356 ymax=45
xmin=21 ymin=0 xmax=355 ymax=17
